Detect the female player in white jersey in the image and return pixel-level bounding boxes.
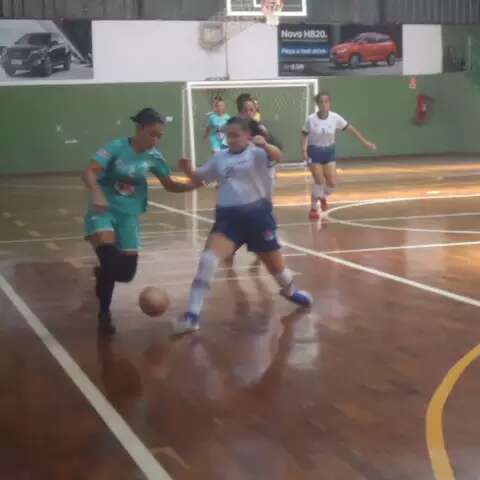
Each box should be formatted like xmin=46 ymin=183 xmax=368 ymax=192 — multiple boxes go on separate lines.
xmin=175 ymin=116 xmax=313 ymax=334
xmin=302 ymin=91 xmax=377 ymax=220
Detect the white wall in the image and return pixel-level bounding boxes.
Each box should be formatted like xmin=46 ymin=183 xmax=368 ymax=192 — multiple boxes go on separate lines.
xmin=93 ymin=21 xmax=226 ymax=82
xmin=403 ymin=25 xmax=443 ymax=75
xmin=227 ymin=22 xmax=278 ymax=80
xmin=92 ymin=20 xmax=279 ymax=83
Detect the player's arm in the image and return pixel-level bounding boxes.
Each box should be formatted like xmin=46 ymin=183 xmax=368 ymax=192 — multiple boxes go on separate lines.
xmin=252 ymin=135 xmax=283 ymax=164
xmin=157 ymin=175 xmax=197 ymax=193
xmin=301 ymin=131 xmax=309 ymax=162
xmin=345 ymin=125 xmax=377 ymax=151
xmin=179 ymin=158 xmax=207 ymax=188
xmin=203 ymin=125 xmax=211 ymax=141
xmin=82 ymin=161 xmax=108 ymax=213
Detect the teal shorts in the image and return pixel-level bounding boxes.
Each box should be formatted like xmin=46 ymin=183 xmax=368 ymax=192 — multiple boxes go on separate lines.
xmin=84 ymin=209 xmax=140 ymax=252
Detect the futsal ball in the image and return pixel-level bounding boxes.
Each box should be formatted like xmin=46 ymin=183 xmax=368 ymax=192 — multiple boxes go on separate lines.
xmin=139 ymin=287 xmax=170 ymax=317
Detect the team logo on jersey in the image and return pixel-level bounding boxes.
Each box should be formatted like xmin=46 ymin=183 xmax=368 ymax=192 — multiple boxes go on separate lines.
xmin=114 ymin=181 xmax=136 ymax=197
xmin=96 ymin=148 xmax=111 ymax=160
xmin=263 ymin=229 xmax=276 ymax=241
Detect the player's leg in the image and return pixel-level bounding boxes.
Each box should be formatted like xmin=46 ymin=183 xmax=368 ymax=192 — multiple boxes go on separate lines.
xmin=86 ymin=211 xmax=139 ymax=335
xmin=173 ymin=232 xmax=238 ymax=335
xmin=321 ymin=161 xmax=337 ymax=211
xmin=257 ymin=250 xmax=312 ymax=307
xmin=308 ymin=162 xmax=325 ymax=220
xmin=246 ymin=206 xmax=313 ymax=307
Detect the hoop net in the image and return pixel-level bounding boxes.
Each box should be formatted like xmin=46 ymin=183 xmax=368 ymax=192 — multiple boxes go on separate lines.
xmin=262 ymin=0 xmax=284 ymax=26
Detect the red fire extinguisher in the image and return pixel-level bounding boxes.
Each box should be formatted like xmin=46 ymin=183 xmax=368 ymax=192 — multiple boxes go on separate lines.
xmin=416 ymin=94 xmax=430 ymax=124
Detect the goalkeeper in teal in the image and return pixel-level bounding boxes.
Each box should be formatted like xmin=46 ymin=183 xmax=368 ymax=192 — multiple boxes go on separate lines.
xmin=203 ymin=97 xmax=230 ymax=153
xmin=83 ymin=108 xmax=195 ymax=335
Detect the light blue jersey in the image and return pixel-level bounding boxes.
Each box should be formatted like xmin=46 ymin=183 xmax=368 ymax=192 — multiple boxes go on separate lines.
xmin=207 ymin=113 xmax=230 ymax=152
xmin=197 ymin=144 xmax=273 ymax=207
xmin=93 ymin=138 xmax=171 ymax=215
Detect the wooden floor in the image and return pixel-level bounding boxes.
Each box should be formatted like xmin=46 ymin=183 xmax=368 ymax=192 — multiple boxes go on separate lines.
xmin=1 ymin=157 xmax=480 ymax=480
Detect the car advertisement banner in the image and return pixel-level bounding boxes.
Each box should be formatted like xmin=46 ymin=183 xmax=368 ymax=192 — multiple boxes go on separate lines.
xmin=0 ymin=20 xmax=93 ymax=83
xmin=279 ymin=24 xmax=403 ymax=77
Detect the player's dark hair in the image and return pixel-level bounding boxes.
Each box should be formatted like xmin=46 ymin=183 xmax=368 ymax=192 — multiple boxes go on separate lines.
xmin=213 ymin=96 xmax=224 ymax=103
xmin=236 ymin=93 xmax=253 ymax=113
xmin=227 ymin=116 xmax=251 ymax=132
xmin=130 ymin=108 xmax=165 ymax=126
xmin=314 ymin=91 xmax=331 ymax=104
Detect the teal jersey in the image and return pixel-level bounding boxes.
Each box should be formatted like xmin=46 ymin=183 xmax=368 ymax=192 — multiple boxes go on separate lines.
xmin=208 ymin=113 xmax=230 ymax=151
xmin=93 ymin=138 xmax=171 ymax=215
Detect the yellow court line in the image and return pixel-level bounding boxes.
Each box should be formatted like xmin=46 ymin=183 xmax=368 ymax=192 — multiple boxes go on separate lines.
xmin=426 ymin=343 xmax=480 ymax=480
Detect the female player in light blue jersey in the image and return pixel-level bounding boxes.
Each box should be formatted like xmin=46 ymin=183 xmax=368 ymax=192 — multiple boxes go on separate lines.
xmin=174 ymin=116 xmax=313 ymax=335
xmin=83 ymin=108 xmax=195 ymax=334
xmin=204 ymin=97 xmax=231 ymax=153
xmin=302 ymin=91 xmax=377 ymax=220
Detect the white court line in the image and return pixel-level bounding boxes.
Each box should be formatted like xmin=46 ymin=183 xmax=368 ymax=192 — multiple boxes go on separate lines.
xmin=344 ymin=211 xmax=480 ymax=223
xmin=327 ymin=196 xmax=480 ymax=235
xmin=147 ymin=199 xmax=480 ymax=311
xmin=323 ymin=240 xmax=480 ymax=255
xmin=190 ymin=192 xmax=480 ymax=212
xmin=0 ymin=275 xmax=172 ymax=480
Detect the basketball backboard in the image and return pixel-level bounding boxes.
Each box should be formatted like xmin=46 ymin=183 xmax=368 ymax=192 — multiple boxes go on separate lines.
xmin=227 ymin=0 xmax=307 ymax=17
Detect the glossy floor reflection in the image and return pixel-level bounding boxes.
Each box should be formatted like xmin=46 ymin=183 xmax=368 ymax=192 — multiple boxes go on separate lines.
xmin=1 ymin=157 xmax=480 ymax=479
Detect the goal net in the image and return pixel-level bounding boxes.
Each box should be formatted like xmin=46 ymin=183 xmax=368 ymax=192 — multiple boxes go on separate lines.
xmin=183 ymin=79 xmax=318 ymax=168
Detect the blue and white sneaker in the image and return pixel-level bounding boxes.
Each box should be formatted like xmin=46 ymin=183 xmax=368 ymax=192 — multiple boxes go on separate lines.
xmin=172 ymin=312 xmax=200 ymax=336
xmin=280 ymin=289 xmax=313 ymax=308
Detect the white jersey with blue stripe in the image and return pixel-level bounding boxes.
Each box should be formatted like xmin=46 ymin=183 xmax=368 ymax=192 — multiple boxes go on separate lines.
xmin=196 ymin=144 xmax=273 ymax=207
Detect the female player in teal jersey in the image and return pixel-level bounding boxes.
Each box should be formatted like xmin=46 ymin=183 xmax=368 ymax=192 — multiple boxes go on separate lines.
xmin=83 ymin=108 xmax=195 ymax=334
xmin=204 ymin=97 xmax=231 ymax=153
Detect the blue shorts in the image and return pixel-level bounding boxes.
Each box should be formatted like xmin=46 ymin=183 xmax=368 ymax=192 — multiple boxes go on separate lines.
xmin=307 ymin=145 xmax=336 ymax=165
xmin=84 ymin=209 xmax=140 ymax=252
xmin=212 ymin=199 xmax=281 ymax=253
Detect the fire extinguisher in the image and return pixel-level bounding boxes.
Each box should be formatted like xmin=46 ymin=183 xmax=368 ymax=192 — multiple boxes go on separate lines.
xmin=415 ymin=94 xmax=431 ymax=124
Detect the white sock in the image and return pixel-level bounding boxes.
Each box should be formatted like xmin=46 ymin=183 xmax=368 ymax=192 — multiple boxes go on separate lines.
xmin=324 ymin=186 xmax=335 ymax=197
xmin=311 ymin=184 xmax=324 ymax=209
xmin=186 ymin=250 xmax=219 ymax=316
xmin=275 ymin=269 xmax=295 ymax=296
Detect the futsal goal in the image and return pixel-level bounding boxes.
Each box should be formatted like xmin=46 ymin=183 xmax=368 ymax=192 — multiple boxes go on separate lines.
xmin=183 ymin=79 xmax=319 ymax=168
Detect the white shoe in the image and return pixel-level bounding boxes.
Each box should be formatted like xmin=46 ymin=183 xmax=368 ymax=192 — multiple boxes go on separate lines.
xmin=172 ymin=312 xmax=200 ymax=336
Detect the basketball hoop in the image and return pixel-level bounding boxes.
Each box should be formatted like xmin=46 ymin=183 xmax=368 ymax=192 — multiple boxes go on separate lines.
xmin=262 ymin=0 xmax=284 ymax=26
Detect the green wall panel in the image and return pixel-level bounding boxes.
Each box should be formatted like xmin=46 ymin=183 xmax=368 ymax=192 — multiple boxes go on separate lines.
xmin=0 ymin=72 xmax=477 ymax=175
xmin=0 ymin=82 xmax=183 ymax=174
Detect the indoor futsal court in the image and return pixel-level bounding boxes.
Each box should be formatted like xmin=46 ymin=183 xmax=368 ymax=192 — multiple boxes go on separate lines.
xmin=2 ymin=1 xmax=480 ymax=480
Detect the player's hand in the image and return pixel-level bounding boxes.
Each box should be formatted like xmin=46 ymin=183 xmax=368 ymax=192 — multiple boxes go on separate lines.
xmin=252 ymin=135 xmax=267 ymax=148
xmin=365 ymin=141 xmax=377 ymax=151
xmin=92 ymin=191 xmax=108 ymax=213
xmin=179 ymin=157 xmax=193 ymax=175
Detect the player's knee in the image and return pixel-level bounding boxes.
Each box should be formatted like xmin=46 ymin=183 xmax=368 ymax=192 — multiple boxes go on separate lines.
xmin=96 ymin=244 xmax=118 ymax=275
xmin=194 ymin=250 xmax=219 ymax=288
xmin=115 ymin=254 xmax=138 ymax=283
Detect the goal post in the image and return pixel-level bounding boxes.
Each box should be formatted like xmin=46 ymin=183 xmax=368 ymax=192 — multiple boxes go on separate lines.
xmin=184 ymin=79 xmax=319 ymax=168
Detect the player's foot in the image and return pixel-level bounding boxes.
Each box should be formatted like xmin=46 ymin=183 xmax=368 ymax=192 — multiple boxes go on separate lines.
xmin=172 ymin=312 xmax=200 ymax=336
xmin=308 ymin=208 xmax=320 ymax=221
xmin=320 ymin=197 xmax=329 ymax=212
xmin=98 ymin=311 xmax=116 ymax=336
xmin=280 ymin=289 xmax=313 ymax=308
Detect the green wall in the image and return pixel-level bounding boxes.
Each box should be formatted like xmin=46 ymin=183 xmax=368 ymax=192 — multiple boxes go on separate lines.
xmin=0 ymin=82 xmax=183 ymax=174
xmin=320 ymin=73 xmax=465 ymax=159
xmin=0 ymin=72 xmax=478 ymax=175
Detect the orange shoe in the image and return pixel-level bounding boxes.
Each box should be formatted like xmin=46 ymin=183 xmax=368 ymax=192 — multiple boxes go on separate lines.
xmin=308 ymin=209 xmax=320 ymax=221
xmin=320 ymin=198 xmax=329 ymax=212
